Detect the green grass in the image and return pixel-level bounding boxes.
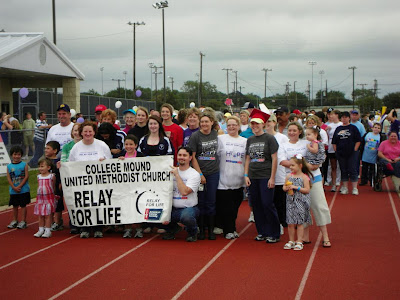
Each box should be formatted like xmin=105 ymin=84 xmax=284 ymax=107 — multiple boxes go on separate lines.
xmin=0 ymin=170 xmax=38 ymax=207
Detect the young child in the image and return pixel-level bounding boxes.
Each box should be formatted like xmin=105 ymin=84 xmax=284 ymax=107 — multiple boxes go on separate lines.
xmin=33 ymin=158 xmax=56 ymax=238
xmin=282 ymin=154 xmax=313 ymax=251
xmin=6 ymin=146 xmax=31 ymax=229
xmin=360 ymin=123 xmax=385 ymax=186
xmin=305 ymin=126 xmax=326 ymax=165
xmin=44 ymin=141 xmax=63 ymax=231
xmin=117 ymin=135 xmax=144 ymax=238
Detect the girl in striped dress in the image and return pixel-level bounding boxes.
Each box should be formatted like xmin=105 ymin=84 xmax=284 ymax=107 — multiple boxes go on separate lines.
xmin=33 ymin=158 xmax=56 ymax=238
xmin=282 ymin=154 xmax=313 ymax=251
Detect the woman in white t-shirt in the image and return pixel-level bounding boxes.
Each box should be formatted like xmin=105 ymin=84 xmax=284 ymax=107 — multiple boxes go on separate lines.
xmin=67 ymin=121 xmax=112 ymax=238
xmin=279 ymin=122 xmax=332 ymax=248
xmin=216 ymin=116 xmax=247 ymax=240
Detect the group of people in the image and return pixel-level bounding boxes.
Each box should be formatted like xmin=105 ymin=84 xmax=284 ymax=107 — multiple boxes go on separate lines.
xmin=5 ymin=101 xmax=400 ymax=250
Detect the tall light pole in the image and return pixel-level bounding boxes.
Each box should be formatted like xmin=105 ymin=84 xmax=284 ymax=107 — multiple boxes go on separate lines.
xmin=123 ymin=71 xmax=127 ymax=99
xmin=127 ymin=21 xmax=145 ymax=94
xmin=152 ymin=1 xmax=169 ymax=102
xmin=348 ymin=66 xmax=357 ymax=109
xmin=222 ymin=68 xmax=232 ymax=98
xmin=308 ymin=61 xmax=317 ymax=106
xmin=261 ymin=68 xmax=272 ymax=99
xmin=199 ymin=52 xmax=205 ymax=106
xmin=319 ymin=70 xmax=325 ymax=106
xmin=232 ymin=70 xmax=238 ymax=103
xmin=294 ymin=81 xmax=297 ymax=106
xmin=100 ymin=67 xmax=104 ymax=96
xmin=195 ymin=73 xmax=200 ymax=106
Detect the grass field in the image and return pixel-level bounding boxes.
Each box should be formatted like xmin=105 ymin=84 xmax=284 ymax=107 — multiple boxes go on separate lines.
xmin=0 ymin=170 xmax=38 ymax=207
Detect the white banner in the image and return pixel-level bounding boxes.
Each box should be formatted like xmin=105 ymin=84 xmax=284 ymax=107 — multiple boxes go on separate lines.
xmin=0 ymin=135 xmax=11 ymax=174
xmin=60 ymin=156 xmax=174 ymax=226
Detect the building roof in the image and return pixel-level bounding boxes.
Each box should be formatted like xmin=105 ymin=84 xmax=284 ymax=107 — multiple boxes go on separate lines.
xmin=0 ymin=32 xmax=84 ymax=81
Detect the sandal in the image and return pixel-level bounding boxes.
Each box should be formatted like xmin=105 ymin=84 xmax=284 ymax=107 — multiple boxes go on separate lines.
xmin=293 ymin=242 xmax=303 ymax=251
xmin=322 ymin=240 xmax=331 ymax=248
xmin=302 ymin=240 xmax=312 ymax=244
xmin=283 ymin=241 xmax=295 ymax=250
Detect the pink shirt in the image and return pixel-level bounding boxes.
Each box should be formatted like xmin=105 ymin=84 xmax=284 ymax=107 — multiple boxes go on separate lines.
xmin=378 ymin=140 xmax=400 ymax=160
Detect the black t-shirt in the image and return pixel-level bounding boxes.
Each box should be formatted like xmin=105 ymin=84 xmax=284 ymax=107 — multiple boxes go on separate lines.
xmin=128 ymin=124 xmax=148 ymax=141
xmin=245 ymin=133 xmax=279 ymax=179
xmin=332 ymin=124 xmax=361 ymax=155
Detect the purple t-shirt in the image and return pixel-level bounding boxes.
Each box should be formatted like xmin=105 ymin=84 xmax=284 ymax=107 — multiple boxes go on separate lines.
xmin=183 ymin=127 xmax=199 ymax=146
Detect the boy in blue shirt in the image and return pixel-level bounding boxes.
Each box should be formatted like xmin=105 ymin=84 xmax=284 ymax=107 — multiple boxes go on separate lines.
xmin=6 ymin=146 xmax=30 ymax=229
xmin=360 ymin=123 xmax=385 ymax=186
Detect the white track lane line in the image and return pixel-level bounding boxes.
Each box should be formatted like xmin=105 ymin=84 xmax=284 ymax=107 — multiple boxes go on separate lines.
xmin=171 ymin=223 xmax=252 ymax=300
xmin=294 ymin=189 xmax=338 ymax=300
xmin=0 ymin=235 xmax=77 ymax=270
xmin=0 ymin=211 xmax=68 ymax=236
xmin=48 ymin=234 xmax=159 ymax=300
xmin=0 ymin=202 xmax=35 ymax=215
xmin=384 ymin=178 xmax=400 ymax=232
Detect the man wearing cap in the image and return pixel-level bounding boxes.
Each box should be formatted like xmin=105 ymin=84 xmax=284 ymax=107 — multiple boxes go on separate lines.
xmin=95 ymin=104 xmax=107 ymax=125
xmin=46 ymin=104 xmax=74 ymax=151
xmin=244 ymin=109 xmax=280 ymax=243
xmin=242 ymin=102 xmax=255 ymax=115
xmin=350 ymin=110 xmax=366 ymax=137
xmin=274 ymin=106 xmax=290 ymax=136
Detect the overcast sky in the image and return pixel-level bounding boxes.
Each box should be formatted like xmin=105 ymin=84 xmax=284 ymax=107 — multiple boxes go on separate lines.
xmin=2 ymin=0 xmax=400 ymax=100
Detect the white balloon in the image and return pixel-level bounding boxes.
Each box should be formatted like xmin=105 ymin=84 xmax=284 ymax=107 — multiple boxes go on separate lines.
xmin=189 ymin=102 xmax=195 ymax=108
xmin=70 ymin=109 xmax=76 ymax=118
xmin=115 ymin=101 xmax=122 ymax=109
xmin=132 ymin=106 xmax=138 ymax=111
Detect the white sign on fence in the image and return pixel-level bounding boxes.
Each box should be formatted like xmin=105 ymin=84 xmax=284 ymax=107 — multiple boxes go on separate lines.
xmin=60 ymin=156 xmax=174 ymax=226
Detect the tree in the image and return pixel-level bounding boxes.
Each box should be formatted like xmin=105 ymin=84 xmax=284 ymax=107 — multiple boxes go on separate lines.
xmin=382 ymin=92 xmax=400 ymax=110
xmin=82 ymin=89 xmax=100 ymax=96
xmin=323 ymin=90 xmax=351 ymax=106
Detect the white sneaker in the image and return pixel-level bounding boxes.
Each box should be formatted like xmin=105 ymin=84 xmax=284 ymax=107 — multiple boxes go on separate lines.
xmin=248 ymin=212 xmax=255 ymax=223
xmin=143 ymin=227 xmax=152 ymax=233
xmin=280 ymin=224 xmax=284 ymax=235
xmin=34 ymin=230 xmax=44 ymax=237
xmin=213 ymin=227 xmax=223 ymax=235
xmin=41 ymin=231 xmax=52 ymax=238
xmin=340 ymin=187 xmax=348 ymax=195
xmin=225 ymin=233 xmax=236 ymax=240
xmin=352 ymin=188 xmax=359 ymax=195
xmin=324 ymin=181 xmax=330 ymax=186
xmin=156 ymin=228 xmax=166 ymax=234
xmin=233 ymin=231 xmax=239 ymax=238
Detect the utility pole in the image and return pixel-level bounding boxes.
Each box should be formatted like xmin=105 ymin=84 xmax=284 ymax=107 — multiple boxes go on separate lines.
xmin=285 ymin=82 xmax=291 ymax=105
xmin=319 ymin=70 xmax=325 ymax=107
xmin=262 ymin=68 xmax=272 ymax=99
xmin=325 ymin=80 xmax=328 ymax=105
xmin=232 ymin=70 xmax=238 ymax=104
xmin=123 ymin=71 xmax=127 ymax=99
xmin=294 ymin=81 xmax=297 ymax=106
xmin=348 ymin=66 xmax=357 ymax=109
xmin=239 ymin=86 xmax=245 ymax=103
xmin=357 ymin=83 xmax=368 ymax=90
xmin=154 ymin=67 xmax=163 ymax=97
xmin=168 ymin=76 xmax=174 ymax=91
xmin=199 ymin=52 xmax=205 ymax=106
xmin=222 ymin=68 xmax=232 ymax=98
xmin=112 ymin=78 xmax=125 ymax=98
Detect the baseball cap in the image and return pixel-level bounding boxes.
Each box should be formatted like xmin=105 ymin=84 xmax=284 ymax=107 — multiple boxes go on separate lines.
xmin=341 ymin=111 xmax=350 ymax=118
xmin=123 ymin=109 xmax=136 ymax=115
xmin=242 ymin=102 xmax=255 ymax=109
xmin=350 ymin=110 xmax=359 ymax=114
xmin=327 ymin=107 xmax=335 ymax=113
xmin=95 ymin=104 xmax=107 ymax=113
xmin=274 ymin=106 xmax=289 ymax=113
xmin=250 ymin=109 xmax=270 ymax=124
xmin=57 ymin=104 xmax=70 ymax=112
xmin=293 ymin=109 xmax=301 ymax=115
xmin=224 ymin=112 xmax=232 ymax=117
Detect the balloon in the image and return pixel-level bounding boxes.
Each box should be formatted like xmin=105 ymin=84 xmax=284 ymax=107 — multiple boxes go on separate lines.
xmin=135 ymin=90 xmax=142 ymax=97
xmin=132 ymin=106 xmax=138 ymax=112
xmin=189 ymin=102 xmax=195 ymax=108
xmin=115 ymin=101 xmax=122 ymax=109
xmin=19 ymin=88 xmax=29 ymax=98
xmin=77 ymin=117 xmax=85 ymax=123
xmin=70 ymin=109 xmax=76 ymax=118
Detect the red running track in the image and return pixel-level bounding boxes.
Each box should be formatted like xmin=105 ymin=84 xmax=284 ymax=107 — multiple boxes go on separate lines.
xmin=0 ymin=178 xmax=400 ymax=300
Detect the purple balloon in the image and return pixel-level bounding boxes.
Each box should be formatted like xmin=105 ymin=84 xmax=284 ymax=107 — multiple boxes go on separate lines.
xmin=77 ymin=117 xmax=85 ymax=123
xmin=135 ymin=90 xmax=142 ymax=97
xmin=19 ymin=88 xmax=29 ymax=98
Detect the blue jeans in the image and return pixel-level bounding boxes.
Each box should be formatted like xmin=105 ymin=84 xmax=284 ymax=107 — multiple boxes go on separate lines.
xmin=169 ymin=206 xmax=200 ymax=236
xmin=29 ymin=137 xmax=45 ymax=168
xmin=249 ymin=178 xmax=280 ymax=239
xmin=198 ymin=172 xmax=219 ymax=216
xmin=337 ymin=150 xmax=359 ymax=182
